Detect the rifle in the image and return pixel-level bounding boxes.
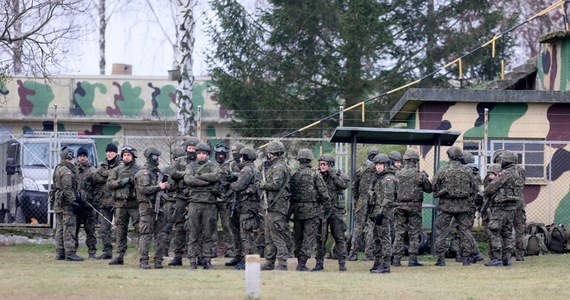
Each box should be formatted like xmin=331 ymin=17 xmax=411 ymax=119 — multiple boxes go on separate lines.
xmin=479 ymin=193 xmax=495 ymax=216
xmin=155 ymin=173 xmax=169 ymax=221
xmin=260 ymin=165 xmax=268 ymax=213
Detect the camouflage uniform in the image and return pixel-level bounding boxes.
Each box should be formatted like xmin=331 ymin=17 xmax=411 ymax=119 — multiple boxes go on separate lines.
xmin=348 ymin=148 xmax=379 ymax=261
xmin=184 ymin=144 xmax=221 ymax=269
xmin=392 ymin=149 xmax=432 ymax=266
xmin=53 ymin=148 xmax=83 ymax=261
xmin=135 ymin=148 xmax=168 ymax=269
xmin=259 ymin=141 xmax=291 ymax=271
xmin=228 ymin=148 xmax=260 ymax=269
xmin=107 ymin=148 xmax=140 ymax=264
xmin=368 ymin=154 xmax=396 ymax=274
xmin=290 ymin=149 xmax=330 ymax=271
xmin=92 ymin=151 xmax=121 ymax=258
xmin=432 ymin=147 xmax=478 ymax=266
xmin=315 ymin=154 xmax=350 ymax=271
xmin=214 ymin=147 xmax=237 ymax=257
xmin=483 ymin=150 xmax=525 ymax=266
xmin=168 ymin=138 xmax=199 ymax=265
xmin=74 ymin=155 xmax=97 ymax=258
xmin=225 ymin=143 xmax=247 ymax=267
xmin=512 ymin=165 xmax=527 ymax=261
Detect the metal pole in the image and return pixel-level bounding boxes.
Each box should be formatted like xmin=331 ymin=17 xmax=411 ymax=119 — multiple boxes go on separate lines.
xmin=349 ymin=133 xmax=357 ymax=232
xmin=197 ymin=105 xmax=202 ymax=140
xmin=430 ymin=136 xmax=441 ymax=256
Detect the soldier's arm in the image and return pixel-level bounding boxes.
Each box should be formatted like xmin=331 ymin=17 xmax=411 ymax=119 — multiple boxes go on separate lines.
xmin=135 ymin=171 xmax=161 ymax=197
xmin=195 ymin=164 xmax=221 ymax=183
xmin=262 ymin=165 xmax=288 ymax=191
xmin=315 ymin=172 xmax=331 ymax=205
xmin=184 ymin=174 xmax=209 ymax=186
xmin=420 ymin=172 xmax=433 ymax=193
xmin=107 ymin=167 xmax=122 ymax=190
xmin=332 ymin=169 xmax=349 ymax=190
xmin=60 ymin=168 xmax=76 ymax=205
xmin=484 ymin=171 xmax=510 ymax=197
xmin=381 ymin=176 xmax=397 ymax=209
xmin=92 ymin=166 xmax=108 ymax=184
xmin=230 ymin=167 xmax=254 ymax=193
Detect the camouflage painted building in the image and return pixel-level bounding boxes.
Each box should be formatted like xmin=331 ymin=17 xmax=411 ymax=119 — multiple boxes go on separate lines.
xmin=389 ymin=31 xmax=570 ymax=226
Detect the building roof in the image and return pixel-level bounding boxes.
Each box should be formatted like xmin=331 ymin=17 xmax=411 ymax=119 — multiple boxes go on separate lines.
xmin=329 ymin=127 xmax=460 ymax=146
xmin=390 ymin=88 xmax=570 ymax=123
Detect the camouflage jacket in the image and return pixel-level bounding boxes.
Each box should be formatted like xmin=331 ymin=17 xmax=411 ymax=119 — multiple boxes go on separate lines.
xmin=432 ymin=160 xmax=476 ymax=213
xmin=321 ymin=168 xmax=349 ymax=215
xmin=395 ymin=162 xmax=432 ymax=210
xmin=108 ymin=160 xmax=140 ymax=208
xmin=92 ymin=157 xmax=120 ymax=208
xmin=368 ymin=168 xmax=397 ymax=220
xmin=260 ymin=156 xmax=291 ymax=216
xmin=75 ymin=160 xmax=96 ymax=210
xmin=290 ymin=163 xmax=331 ymax=220
xmin=54 ymin=161 xmax=78 ymax=213
xmin=484 ymin=163 xmax=524 ymax=209
xmin=184 ymin=160 xmax=221 ymax=204
xmin=134 ymin=163 xmax=165 ymax=212
xmin=230 ymin=161 xmax=259 ymax=211
xmin=169 ymin=155 xmax=194 ymax=200
xmin=352 ymin=160 xmax=376 ymax=204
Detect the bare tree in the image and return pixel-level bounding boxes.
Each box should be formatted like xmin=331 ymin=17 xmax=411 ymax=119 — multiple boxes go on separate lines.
xmin=0 ymin=0 xmax=92 ymax=77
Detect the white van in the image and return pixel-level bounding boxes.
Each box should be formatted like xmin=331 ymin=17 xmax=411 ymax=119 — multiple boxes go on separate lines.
xmin=0 ymin=132 xmax=98 ymax=224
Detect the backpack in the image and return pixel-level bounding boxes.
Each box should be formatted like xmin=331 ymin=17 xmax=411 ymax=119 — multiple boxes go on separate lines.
xmin=396 ymin=168 xmax=421 ymax=201
xmin=440 ymin=165 xmax=472 ymax=198
xmin=547 ymin=223 xmax=567 ymax=253
xmin=524 ymin=222 xmax=549 ymax=255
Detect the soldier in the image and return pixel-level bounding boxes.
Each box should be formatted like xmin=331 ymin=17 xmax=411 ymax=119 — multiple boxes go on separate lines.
xmin=135 ymin=147 xmax=169 ymax=269
xmin=290 ymin=149 xmax=330 ymax=271
xmin=53 ymin=147 xmax=83 ymax=261
xmin=432 ymin=146 xmax=478 ymax=267
xmin=92 ymin=143 xmax=121 ymax=259
xmin=184 ymin=143 xmax=221 ymax=269
xmin=168 ymin=137 xmax=200 ymax=266
xmin=74 ymin=147 xmax=97 ymax=259
xmin=348 ymin=147 xmax=379 ymax=261
xmin=213 ymin=143 xmax=236 ymax=258
xmin=391 ymin=148 xmax=432 ymax=267
xmin=228 ymin=147 xmax=260 ymax=270
xmin=483 ymin=150 xmax=525 ymax=267
xmin=258 ymin=140 xmax=291 ymax=271
xmin=157 ymin=147 xmax=186 ymax=258
xmin=314 ymin=153 xmax=349 ymax=272
xmin=368 ymin=154 xmax=397 ymax=274
xmin=107 ymin=146 xmax=140 ymax=265
xmin=481 ymin=163 xmax=501 ymax=257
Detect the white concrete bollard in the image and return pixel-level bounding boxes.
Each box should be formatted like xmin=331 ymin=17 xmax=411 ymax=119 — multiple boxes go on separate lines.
xmin=245 ymin=254 xmax=261 ymax=299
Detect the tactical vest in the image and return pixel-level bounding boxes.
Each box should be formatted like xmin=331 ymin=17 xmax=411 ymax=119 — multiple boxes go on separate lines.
xmin=496 ymin=165 xmax=524 ymax=203
xmin=291 ymin=168 xmax=318 ymax=203
xmin=440 ymin=164 xmax=472 ymax=198
xmin=396 ymin=167 xmax=423 ymax=202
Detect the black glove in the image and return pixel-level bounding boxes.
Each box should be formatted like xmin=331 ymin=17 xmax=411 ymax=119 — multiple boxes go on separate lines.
xmin=369 ymin=213 xmax=384 ymax=226
xmin=263 ymin=161 xmax=271 ymax=169
xmin=71 ymin=202 xmax=83 ymax=215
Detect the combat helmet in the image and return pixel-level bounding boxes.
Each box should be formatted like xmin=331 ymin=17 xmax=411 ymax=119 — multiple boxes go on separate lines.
xmin=500 ymin=150 xmax=518 ymax=166
xmin=171 ymin=147 xmax=186 ymax=159
xmin=461 ymin=152 xmax=474 ymax=165
xmin=185 ymin=137 xmax=200 ymax=149
xmin=239 ymin=147 xmax=256 ymax=161
xmin=318 ymin=154 xmax=335 ymax=166
xmin=373 ymin=153 xmax=390 ymax=164
xmin=121 ymin=145 xmax=138 ymax=158
xmin=60 ymin=146 xmax=74 ymax=160
xmin=297 ymin=148 xmax=314 ymax=160
xmin=403 ymin=148 xmax=420 ymax=160
xmin=388 ymin=151 xmax=403 ymax=162
xmin=367 ymin=147 xmax=380 ymax=160
xmin=488 ymin=164 xmax=501 ymax=175
xmin=143 ymin=147 xmax=162 ymax=158
xmin=266 ymin=140 xmax=285 ymax=154
xmin=195 ymin=143 xmax=211 ymax=154
xmin=446 ymin=146 xmax=463 ymax=159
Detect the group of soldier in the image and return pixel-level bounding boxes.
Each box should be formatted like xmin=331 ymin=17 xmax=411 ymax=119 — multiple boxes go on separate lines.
xmin=51 ymin=138 xmax=526 ymax=273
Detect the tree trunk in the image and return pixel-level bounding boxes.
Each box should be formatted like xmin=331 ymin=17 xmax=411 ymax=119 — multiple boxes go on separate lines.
xmin=10 ymin=0 xmax=22 ymax=75
xmin=99 ymin=0 xmax=107 ymax=75
xmin=175 ymin=0 xmax=197 ymax=137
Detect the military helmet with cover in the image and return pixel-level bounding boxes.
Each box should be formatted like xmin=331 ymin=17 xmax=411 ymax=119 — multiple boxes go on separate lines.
xmin=297 ymin=148 xmax=313 ymax=160
xmin=388 ymin=151 xmax=403 ymax=162
xmin=171 ymin=147 xmax=186 ymax=159
xmin=185 ymin=137 xmax=200 ymax=149
xmin=488 ymin=163 xmax=501 ymax=175
xmin=318 ymin=153 xmax=335 ymax=165
xmin=500 ymin=150 xmax=518 ymax=165
xmin=121 ymin=145 xmax=138 ymax=158
xmin=266 ymin=140 xmax=285 ymax=154
xmin=403 ymin=148 xmax=420 ymax=160
xmin=60 ymin=146 xmax=74 ymax=160
xmin=195 ymin=143 xmax=211 ymax=154
xmin=143 ymin=147 xmax=162 ymax=158
xmin=492 ymin=149 xmax=504 ymax=164
xmin=239 ymin=147 xmax=256 ymax=161
xmin=367 ymin=147 xmax=380 ymax=160
xmin=373 ymin=153 xmax=390 ymax=164
xmin=461 ymin=152 xmax=474 ymax=165
xmin=446 ymin=146 xmax=463 ymax=159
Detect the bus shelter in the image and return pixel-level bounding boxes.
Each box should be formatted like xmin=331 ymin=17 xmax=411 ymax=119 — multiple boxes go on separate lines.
xmin=329 ymin=127 xmax=461 ymax=255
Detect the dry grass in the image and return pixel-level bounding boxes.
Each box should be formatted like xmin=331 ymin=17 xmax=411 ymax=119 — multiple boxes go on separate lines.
xmin=1 ymin=244 xmax=569 ymax=300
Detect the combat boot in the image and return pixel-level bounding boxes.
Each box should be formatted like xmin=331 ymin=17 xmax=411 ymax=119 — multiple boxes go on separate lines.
xmin=369 ymin=260 xmax=379 ymax=272
xmin=95 ymin=252 xmax=112 ymax=260
xmin=65 ymin=253 xmax=85 ymax=261
xmin=197 ymin=256 xmax=206 ymax=267
xmin=347 ymin=253 xmax=358 ymax=261
xmin=462 ymin=257 xmax=471 ymax=266
xmin=338 ymin=260 xmax=347 ymax=272
xmin=408 ymin=256 xmax=423 ymax=267
xmin=370 ymin=262 xmax=390 ymax=274
xmin=108 ymin=256 xmax=124 ymax=265
xmin=258 ymin=246 xmax=265 ymax=258
xmin=55 ymin=253 xmax=65 ymax=261
xmin=296 ymin=257 xmax=310 ymax=271
xmin=484 ymin=259 xmax=503 ymax=267
xmin=154 ymin=260 xmax=163 ymax=269
xmin=168 ymin=256 xmax=183 ymax=266
xmin=391 ymin=257 xmax=401 ymax=266
xmin=312 ymin=260 xmax=324 ymax=272
xmin=88 ymin=252 xmax=96 ymax=259
xmin=434 ymin=256 xmax=446 ymax=267
xmin=233 ymin=259 xmax=246 ymax=270
xmin=189 ymin=261 xmax=197 ymax=270
xmin=455 ymin=255 xmax=463 ymax=263
xmin=515 ymin=255 xmax=525 ymax=261
xmin=471 ymin=252 xmax=484 ymax=263
xmin=502 ymin=258 xmax=512 ymax=266
xmin=225 ymin=256 xmax=242 ymax=267
xmin=261 ymin=260 xmax=275 ymax=271
xmin=140 ymin=261 xmax=151 ymax=269
xmin=275 ymin=260 xmax=288 ymax=271
xmin=203 ymin=259 xmax=214 ymax=270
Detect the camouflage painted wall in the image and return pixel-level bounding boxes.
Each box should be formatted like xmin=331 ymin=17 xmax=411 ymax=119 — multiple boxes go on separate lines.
xmin=410 ymin=101 xmax=570 ymax=225
xmin=536 ymin=38 xmax=570 ymax=91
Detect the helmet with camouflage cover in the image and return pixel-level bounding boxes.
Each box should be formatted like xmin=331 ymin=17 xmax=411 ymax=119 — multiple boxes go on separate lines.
xmin=266 ymin=140 xmax=285 ymax=154
xmin=185 ymin=137 xmax=200 ymax=149
xmin=488 ymin=164 xmax=501 ymax=175
xmin=500 ymin=150 xmax=518 ymax=165
xmin=143 ymin=147 xmax=162 ymax=158
xmin=461 ymin=152 xmax=474 ymax=165
xmin=373 ymin=153 xmax=390 ymax=164
xmin=403 ymin=148 xmax=420 ymax=160
xmin=297 ymin=148 xmax=313 ymax=161
xmin=388 ymin=151 xmax=403 ymax=162
xmin=195 ymin=143 xmax=211 ymax=154
xmin=446 ymin=146 xmax=463 ymax=159
xmin=60 ymin=146 xmax=74 ymax=160
xmin=239 ymin=147 xmax=256 ymax=161
xmin=492 ymin=149 xmax=504 ymax=164
xmin=172 ymin=147 xmax=186 ymax=160
xmin=367 ymin=147 xmax=380 ymax=160
xmin=318 ymin=153 xmax=335 ymax=165
xmin=120 ymin=145 xmax=138 ymax=159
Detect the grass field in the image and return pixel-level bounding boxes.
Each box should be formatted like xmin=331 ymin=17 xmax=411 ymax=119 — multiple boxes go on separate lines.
xmin=1 ymin=244 xmax=569 ymax=300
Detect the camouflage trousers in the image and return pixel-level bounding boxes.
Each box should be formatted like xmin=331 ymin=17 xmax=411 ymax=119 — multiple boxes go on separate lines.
xmin=157 ymin=200 xmax=175 ymax=257
xmin=434 ymin=210 xmax=475 ymax=259
xmin=75 ymin=209 xmax=97 ymax=255
xmin=265 ymin=211 xmax=291 ymax=265
xmin=55 ymin=210 xmax=78 ymax=256
xmin=255 ymin=213 xmax=266 ymax=249
xmin=138 ymin=208 xmax=165 ymax=263
xmin=316 ymin=212 xmax=347 ymax=262
xmin=513 ymin=201 xmax=526 ymax=257
xmin=114 ymin=206 xmax=139 ymax=256
xmin=293 ymin=217 xmax=319 ymax=261
xmin=214 ymin=201 xmax=235 ymax=256
xmin=372 ymin=217 xmax=392 ymax=265
xmin=239 ymin=210 xmax=260 ymax=257
xmin=98 ymin=206 xmax=115 ymax=254
xmin=349 ymin=199 xmax=368 ymax=257
xmin=171 ymin=198 xmax=188 ymax=258
xmin=230 ymin=208 xmax=242 ymax=257
xmin=485 ymin=206 xmax=516 ymax=260
xmin=186 ymin=202 xmax=217 ymax=259
xmin=392 ymin=207 xmax=422 ymax=259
